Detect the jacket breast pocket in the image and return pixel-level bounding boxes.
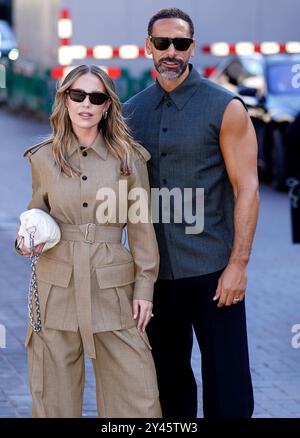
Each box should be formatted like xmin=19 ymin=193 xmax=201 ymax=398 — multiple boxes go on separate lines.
xmin=35 ymin=257 xmax=77 ymax=332
xmin=92 ymin=261 xmax=136 ymax=331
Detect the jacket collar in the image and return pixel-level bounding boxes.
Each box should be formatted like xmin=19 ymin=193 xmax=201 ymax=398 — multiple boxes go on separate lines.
xmin=68 ymin=132 xmax=108 ymax=160
xmin=154 ymin=64 xmax=202 ymax=110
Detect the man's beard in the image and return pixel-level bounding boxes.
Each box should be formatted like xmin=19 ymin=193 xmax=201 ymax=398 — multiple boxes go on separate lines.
xmin=154 ymin=57 xmax=188 ymax=80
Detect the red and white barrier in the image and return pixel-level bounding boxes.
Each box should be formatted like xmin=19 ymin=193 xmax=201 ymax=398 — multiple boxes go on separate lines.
xmin=201 ymin=41 xmax=300 ymax=56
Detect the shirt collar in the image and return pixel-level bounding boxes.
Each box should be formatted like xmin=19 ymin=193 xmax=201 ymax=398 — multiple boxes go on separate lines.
xmin=154 ymin=64 xmax=202 ymax=110
xmin=68 ymin=132 xmax=108 ymax=160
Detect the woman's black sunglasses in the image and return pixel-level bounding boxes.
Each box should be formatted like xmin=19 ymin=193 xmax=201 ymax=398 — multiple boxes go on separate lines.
xmin=150 ymin=36 xmax=194 ymax=51
xmin=66 ymin=89 xmax=109 ymax=105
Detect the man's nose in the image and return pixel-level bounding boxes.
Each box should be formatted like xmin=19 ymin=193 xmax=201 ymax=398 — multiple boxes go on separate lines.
xmin=166 ymin=43 xmax=176 ymax=56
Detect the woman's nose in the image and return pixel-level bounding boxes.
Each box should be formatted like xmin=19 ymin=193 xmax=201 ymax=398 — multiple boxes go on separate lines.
xmin=82 ymin=96 xmax=91 ymax=106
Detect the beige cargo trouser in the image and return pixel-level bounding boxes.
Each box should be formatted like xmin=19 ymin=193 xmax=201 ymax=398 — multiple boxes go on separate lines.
xmin=27 ymin=326 xmax=162 ymax=418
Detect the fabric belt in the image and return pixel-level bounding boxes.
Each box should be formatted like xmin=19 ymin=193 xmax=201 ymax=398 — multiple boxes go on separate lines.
xmin=59 ymin=222 xmax=122 ymax=243
xmin=58 ymin=223 xmax=123 ymax=359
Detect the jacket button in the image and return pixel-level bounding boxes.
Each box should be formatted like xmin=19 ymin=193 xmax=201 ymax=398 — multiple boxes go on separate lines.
xmin=82 ymin=151 xmax=88 ymax=157
xmin=162 ymin=179 xmax=167 ymax=185
xmin=161 ymin=152 xmax=167 ymax=157
xmin=82 ymin=202 xmax=88 ymax=207
xmin=162 ymin=128 xmax=168 ymax=133
xmin=82 ymin=175 xmax=87 ymax=180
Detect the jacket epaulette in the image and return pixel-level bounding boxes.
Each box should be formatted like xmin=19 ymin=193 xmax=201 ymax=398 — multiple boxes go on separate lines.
xmin=23 ymin=139 xmax=52 ymax=158
xmin=135 ymin=144 xmax=151 ymax=162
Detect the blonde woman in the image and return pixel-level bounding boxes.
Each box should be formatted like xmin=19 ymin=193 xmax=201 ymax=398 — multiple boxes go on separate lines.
xmin=16 ymin=64 xmax=161 ymax=418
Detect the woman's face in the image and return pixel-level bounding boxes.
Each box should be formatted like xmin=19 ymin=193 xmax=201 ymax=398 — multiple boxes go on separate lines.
xmin=65 ymin=72 xmax=111 ymax=132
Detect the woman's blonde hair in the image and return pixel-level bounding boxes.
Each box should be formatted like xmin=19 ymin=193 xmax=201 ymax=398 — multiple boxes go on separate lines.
xmin=48 ymin=64 xmax=141 ymax=177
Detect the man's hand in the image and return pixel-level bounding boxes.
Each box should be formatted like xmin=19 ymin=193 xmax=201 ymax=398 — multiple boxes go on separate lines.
xmin=133 ymin=299 xmax=153 ymax=331
xmin=213 ymin=262 xmax=247 ymax=307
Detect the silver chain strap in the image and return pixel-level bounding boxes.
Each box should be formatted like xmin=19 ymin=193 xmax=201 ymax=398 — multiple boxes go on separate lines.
xmin=28 ymin=230 xmax=42 ymax=333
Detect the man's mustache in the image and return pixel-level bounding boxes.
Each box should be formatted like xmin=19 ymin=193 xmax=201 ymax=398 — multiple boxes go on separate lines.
xmin=158 ymin=57 xmax=183 ymax=65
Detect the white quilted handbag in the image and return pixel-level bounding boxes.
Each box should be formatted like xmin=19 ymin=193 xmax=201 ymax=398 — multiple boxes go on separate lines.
xmin=17 ymin=208 xmax=61 ymax=253
xmin=16 ymin=208 xmax=61 ymax=333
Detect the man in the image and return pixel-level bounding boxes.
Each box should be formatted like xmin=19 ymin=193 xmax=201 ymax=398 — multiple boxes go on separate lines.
xmin=123 ymin=8 xmax=259 ymax=418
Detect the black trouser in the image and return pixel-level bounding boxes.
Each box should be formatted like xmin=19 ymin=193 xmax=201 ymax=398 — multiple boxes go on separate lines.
xmin=146 ymin=269 xmax=254 ymax=418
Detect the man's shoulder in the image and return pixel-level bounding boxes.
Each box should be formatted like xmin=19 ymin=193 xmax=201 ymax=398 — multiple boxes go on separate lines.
xmin=199 ymin=76 xmax=247 ymax=110
xmin=23 ymin=138 xmax=53 ymax=160
xmin=200 ymin=76 xmax=237 ymax=98
xmin=123 ymin=83 xmax=157 ymax=112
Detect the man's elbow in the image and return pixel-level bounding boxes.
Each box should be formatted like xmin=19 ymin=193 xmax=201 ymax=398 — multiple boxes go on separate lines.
xmin=234 ymin=178 xmax=260 ymax=199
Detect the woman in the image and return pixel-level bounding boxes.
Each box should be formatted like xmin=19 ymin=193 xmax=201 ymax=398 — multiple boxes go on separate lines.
xmin=16 ymin=64 xmax=161 ymax=418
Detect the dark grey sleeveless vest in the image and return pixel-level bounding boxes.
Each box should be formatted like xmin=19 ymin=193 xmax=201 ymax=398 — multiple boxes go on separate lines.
xmin=124 ymin=65 xmax=246 ymax=279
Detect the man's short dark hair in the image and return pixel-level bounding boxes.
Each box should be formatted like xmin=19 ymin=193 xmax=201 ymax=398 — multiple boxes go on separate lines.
xmin=147 ymin=8 xmax=194 ymax=38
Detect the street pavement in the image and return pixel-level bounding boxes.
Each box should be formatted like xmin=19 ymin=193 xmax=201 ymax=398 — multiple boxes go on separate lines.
xmin=0 ymin=107 xmax=300 ymax=418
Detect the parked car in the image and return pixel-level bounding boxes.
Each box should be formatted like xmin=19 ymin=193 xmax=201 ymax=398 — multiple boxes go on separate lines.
xmin=209 ymin=53 xmax=300 ymax=189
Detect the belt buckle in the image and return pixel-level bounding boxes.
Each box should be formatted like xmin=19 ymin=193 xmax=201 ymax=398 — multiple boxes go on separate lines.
xmin=85 ymin=223 xmax=95 ymax=243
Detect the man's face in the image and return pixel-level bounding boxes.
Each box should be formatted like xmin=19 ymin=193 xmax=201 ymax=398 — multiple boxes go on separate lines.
xmin=146 ymin=18 xmax=195 ymax=80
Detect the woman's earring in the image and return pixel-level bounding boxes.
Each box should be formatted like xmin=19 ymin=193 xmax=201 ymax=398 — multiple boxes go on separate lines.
xmin=103 ymin=111 xmax=108 ymax=120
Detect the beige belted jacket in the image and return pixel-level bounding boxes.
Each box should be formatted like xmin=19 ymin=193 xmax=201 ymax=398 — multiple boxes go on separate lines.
xmin=21 ymin=133 xmax=159 ymax=359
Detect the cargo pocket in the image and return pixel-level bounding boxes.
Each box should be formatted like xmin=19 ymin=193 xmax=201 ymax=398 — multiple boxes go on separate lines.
xmin=36 ymin=256 xmax=73 ymax=288
xmin=96 ymin=261 xmax=135 ymax=288
xmin=25 ymin=283 xmax=52 ymax=347
xmin=35 ymin=257 xmax=74 ymax=331
xmin=95 ymin=261 xmax=135 ymax=330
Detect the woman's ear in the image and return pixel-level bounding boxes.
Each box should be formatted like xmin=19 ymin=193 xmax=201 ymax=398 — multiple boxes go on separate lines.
xmin=104 ymin=99 xmax=111 ymax=113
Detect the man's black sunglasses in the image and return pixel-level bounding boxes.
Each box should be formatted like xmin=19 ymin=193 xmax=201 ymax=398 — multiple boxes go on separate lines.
xmin=149 ymin=36 xmax=194 ymax=51
xmin=66 ymin=89 xmax=109 ymax=105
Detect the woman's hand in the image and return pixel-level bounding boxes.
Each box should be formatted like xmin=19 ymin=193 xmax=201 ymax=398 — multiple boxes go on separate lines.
xmin=133 ymin=299 xmax=153 ymax=332
xmin=18 ymin=241 xmax=45 ymax=257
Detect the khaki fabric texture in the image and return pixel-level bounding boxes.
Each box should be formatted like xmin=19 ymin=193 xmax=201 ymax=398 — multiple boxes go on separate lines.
xmin=27 ymin=327 xmax=161 ymax=418
xmin=21 ymin=133 xmax=159 ymax=359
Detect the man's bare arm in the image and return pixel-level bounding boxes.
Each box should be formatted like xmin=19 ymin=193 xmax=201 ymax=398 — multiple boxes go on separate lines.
xmin=214 ymin=98 xmax=259 ymax=307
